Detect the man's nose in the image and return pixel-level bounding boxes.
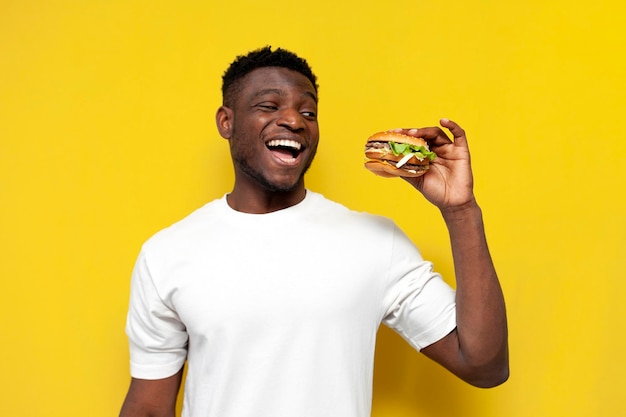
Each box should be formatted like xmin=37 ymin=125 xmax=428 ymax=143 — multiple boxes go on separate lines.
xmin=276 ymin=108 xmax=305 ymax=130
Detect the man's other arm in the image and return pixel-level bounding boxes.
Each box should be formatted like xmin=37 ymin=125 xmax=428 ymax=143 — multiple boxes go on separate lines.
xmin=119 ymin=368 xmax=184 ymax=417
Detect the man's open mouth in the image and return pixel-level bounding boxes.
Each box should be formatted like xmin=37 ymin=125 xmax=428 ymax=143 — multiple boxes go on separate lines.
xmin=266 ymin=139 xmax=303 ymax=162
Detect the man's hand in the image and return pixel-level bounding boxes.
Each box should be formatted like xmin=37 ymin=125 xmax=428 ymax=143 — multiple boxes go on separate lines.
xmin=394 ymin=119 xmax=474 ymax=211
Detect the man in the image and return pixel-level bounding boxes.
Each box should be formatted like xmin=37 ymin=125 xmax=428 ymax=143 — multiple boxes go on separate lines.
xmin=120 ymin=46 xmax=508 ymax=417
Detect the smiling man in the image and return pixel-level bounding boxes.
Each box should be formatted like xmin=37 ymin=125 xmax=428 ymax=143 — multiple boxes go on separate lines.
xmin=119 ymin=46 xmax=509 ymax=417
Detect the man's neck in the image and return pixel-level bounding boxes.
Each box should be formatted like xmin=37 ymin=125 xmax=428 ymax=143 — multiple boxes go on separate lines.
xmin=226 ymin=186 xmax=307 ymax=214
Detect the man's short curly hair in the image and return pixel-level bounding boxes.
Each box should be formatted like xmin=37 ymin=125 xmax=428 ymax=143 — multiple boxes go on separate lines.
xmin=221 ymin=46 xmax=318 ymax=106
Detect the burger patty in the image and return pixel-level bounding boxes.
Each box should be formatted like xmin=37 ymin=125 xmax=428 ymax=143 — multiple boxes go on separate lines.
xmin=379 ymin=158 xmax=428 ymax=170
xmin=365 ymin=141 xmax=391 ymax=150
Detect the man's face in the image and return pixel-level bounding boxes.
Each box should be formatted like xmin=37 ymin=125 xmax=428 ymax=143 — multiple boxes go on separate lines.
xmin=222 ymin=67 xmax=319 ymax=193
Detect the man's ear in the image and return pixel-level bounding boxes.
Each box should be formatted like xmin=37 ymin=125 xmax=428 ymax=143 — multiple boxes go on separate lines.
xmin=216 ymin=106 xmax=234 ymax=139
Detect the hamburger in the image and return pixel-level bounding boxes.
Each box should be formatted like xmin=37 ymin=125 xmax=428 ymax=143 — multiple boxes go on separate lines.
xmin=364 ymin=131 xmax=436 ymax=178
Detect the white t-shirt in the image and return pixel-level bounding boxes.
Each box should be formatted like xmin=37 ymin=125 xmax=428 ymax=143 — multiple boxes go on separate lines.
xmin=126 ymin=191 xmax=456 ymax=417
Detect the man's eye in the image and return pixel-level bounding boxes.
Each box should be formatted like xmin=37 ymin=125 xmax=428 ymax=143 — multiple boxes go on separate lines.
xmin=258 ymin=104 xmax=278 ymax=111
xmin=301 ymin=111 xmax=317 ymax=118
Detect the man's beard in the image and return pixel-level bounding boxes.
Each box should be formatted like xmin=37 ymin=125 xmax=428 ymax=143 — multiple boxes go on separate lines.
xmin=234 ymin=155 xmax=315 ymax=193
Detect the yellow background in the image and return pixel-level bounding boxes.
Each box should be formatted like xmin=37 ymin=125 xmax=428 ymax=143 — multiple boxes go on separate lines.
xmin=1 ymin=1 xmax=624 ymax=416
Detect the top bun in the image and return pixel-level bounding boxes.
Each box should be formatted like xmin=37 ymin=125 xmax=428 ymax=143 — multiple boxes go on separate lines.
xmin=367 ymin=131 xmax=428 ymax=148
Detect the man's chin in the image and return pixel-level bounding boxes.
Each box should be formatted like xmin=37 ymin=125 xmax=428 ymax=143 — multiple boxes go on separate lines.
xmin=238 ymin=161 xmax=311 ymax=194
xmin=263 ymin=177 xmax=305 ymax=194
xmin=247 ymin=172 xmax=305 ymax=194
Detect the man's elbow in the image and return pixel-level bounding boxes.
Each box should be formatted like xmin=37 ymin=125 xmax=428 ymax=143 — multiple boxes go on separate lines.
xmin=464 ymin=361 xmax=510 ymax=388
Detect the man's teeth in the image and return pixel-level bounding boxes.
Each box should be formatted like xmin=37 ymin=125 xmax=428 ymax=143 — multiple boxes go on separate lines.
xmin=266 ymin=139 xmax=302 ymax=150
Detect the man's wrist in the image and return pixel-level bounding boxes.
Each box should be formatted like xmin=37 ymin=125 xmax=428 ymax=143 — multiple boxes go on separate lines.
xmin=440 ymin=199 xmax=482 ymax=223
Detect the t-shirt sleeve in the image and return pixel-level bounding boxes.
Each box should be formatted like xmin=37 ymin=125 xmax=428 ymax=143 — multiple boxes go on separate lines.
xmin=381 ymin=224 xmax=457 ymax=351
xmin=125 ymin=250 xmax=188 ymax=379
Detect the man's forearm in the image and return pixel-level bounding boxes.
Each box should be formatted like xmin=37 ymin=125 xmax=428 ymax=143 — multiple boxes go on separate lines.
xmin=442 ymin=200 xmax=509 ymax=382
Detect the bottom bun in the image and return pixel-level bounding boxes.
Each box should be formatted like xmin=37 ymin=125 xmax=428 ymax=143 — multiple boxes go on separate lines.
xmin=364 ymin=160 xmax=428 ymax=178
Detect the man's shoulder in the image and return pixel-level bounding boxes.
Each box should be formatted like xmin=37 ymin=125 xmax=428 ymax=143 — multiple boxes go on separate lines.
xmin=307 ymin=191 xmax=395 ymax=230
xmin=141 ymin=196 xmax=226 ymax=252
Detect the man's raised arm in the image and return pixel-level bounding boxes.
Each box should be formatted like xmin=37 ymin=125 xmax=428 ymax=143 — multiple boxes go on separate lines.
xmin=400 ymin=119 xmax=509 ymax=387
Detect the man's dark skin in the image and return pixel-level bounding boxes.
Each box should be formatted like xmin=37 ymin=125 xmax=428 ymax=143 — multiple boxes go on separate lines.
xmin=120 ymin=66 xmax=508 ymax=417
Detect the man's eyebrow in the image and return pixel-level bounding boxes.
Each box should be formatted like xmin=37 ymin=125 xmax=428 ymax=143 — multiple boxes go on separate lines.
xmin=253 ymin=88 xmax=318 ymax=103
xmin=253 ymin=88 xmax=285 ymax=98
xmin=303 ymin=91 xmax=318 ymax=103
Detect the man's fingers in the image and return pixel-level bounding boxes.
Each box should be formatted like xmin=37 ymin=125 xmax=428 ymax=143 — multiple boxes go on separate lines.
xmin=393 ymin=119 xmax=468 ymax=148
xmin=440 ymin=118 xmax=468 ymax=148
xmin=413 ymin=126 xmax=452 ymax=147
